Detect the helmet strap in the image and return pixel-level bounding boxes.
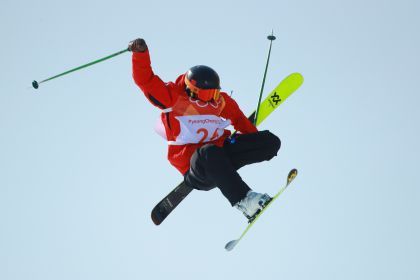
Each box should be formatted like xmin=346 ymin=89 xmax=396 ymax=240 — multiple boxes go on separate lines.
xmin=185 ymin=87 xmax=198 ymax=99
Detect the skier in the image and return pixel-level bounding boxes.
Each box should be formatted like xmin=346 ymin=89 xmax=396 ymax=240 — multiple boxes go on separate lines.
xmin=129 ymin=38 xmax=281 ymax=221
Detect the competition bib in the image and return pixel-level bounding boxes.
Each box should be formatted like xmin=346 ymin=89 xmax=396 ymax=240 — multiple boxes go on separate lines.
xmin=171 ymin=115 xmax=231 ymax=145
xmin=154 ymin=94 xmax=230 ymax=145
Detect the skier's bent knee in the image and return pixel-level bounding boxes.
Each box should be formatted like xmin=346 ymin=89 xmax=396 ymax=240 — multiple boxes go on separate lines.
xmin=263 ymin=130 xmax=281 ymax=157
xmin=272 ymin=134 xmax=281 ymax=155
xmin=197 ymin=144 xmax=225 ymax=165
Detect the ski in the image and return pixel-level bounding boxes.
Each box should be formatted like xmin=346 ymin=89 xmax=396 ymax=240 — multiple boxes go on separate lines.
xmin=151 ymin=73 xmax=304 ymax=225
xmin=151 ymin=181 xmax=193 ymax=225
xmin=225 ymin=168 xmax=298 ymax=251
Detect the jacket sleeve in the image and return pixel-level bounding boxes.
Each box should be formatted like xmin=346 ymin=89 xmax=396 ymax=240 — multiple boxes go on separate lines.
xmin=221 ymin=93 xmax=258 ymax=134
xmin=132 ymin=50 xmax=176 ymax=109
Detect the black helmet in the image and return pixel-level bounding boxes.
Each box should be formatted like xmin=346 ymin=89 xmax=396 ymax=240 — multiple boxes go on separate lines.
xmin=185 ymin=65 xmax=221 ymax=101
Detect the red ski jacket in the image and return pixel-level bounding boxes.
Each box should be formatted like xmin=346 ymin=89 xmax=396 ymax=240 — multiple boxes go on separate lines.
xmin=132 ymin=50 xmax=257 ymax=174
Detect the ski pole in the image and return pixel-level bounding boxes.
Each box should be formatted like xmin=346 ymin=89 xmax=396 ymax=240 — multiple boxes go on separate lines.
xmin=32 ymin=48 xmax=129 ymax=89
xmin=254 ymin=31 xmax=276 ymax=125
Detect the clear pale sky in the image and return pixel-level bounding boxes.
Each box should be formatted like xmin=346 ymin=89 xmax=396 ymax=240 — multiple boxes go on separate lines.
xmin=1 ymin=0 xmax=419 ymax=279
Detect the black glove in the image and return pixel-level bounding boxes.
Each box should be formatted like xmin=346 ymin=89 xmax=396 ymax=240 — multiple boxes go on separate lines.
xmin=128 ymin=38 xmax=148 ymax=53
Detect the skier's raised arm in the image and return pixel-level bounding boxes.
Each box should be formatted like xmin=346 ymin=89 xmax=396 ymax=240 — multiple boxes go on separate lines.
xmin=129 ymin=38 xmax=176 ymax=109
xmin=129 ymin=37 xmax=282 ymax=227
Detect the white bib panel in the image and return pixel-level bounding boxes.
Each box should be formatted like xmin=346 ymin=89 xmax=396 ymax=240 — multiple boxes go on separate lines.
xmin=170 ymin=115 xmax=231 ymax=145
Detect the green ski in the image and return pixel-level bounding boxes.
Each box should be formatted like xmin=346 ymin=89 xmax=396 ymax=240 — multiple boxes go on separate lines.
xmin=225 ymin=168 xmax=298 ymax=251
xmin=254 ymin=72 xmax=304 ymax=125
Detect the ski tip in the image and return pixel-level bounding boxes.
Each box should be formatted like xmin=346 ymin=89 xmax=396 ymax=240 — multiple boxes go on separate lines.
xmin=289 ymin=73 xmax=304 ymax=83
xmin=287 ymin=169 xmax=298 ymax=185
xmin=225 ymin=239 xmax=239 ymax=251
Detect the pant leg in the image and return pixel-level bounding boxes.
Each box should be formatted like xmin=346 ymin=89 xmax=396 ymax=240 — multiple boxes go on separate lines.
xmin=225 ymin=130 xmax=281 ymax=170
xmin=184 ymin=144 xmax=251 ymax=206
xmin=184 ymin=130 xmax=281 ymax=206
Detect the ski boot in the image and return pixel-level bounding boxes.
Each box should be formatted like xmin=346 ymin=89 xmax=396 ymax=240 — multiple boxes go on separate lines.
xmin=235 ymin=191 xmax=272 ymax=223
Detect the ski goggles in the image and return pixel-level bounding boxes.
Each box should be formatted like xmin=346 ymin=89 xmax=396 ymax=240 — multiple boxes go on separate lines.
xmin=185 ymin=76 xmax=221 ymax=102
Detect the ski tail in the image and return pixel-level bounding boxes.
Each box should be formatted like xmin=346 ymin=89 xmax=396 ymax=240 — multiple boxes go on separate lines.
xmin=151 ymin=182 xmax=193 ymax=225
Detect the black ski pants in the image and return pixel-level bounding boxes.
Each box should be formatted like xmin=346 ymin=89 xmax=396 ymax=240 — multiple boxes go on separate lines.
xmin=183 ymin=130 xmax=281 ymax=206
